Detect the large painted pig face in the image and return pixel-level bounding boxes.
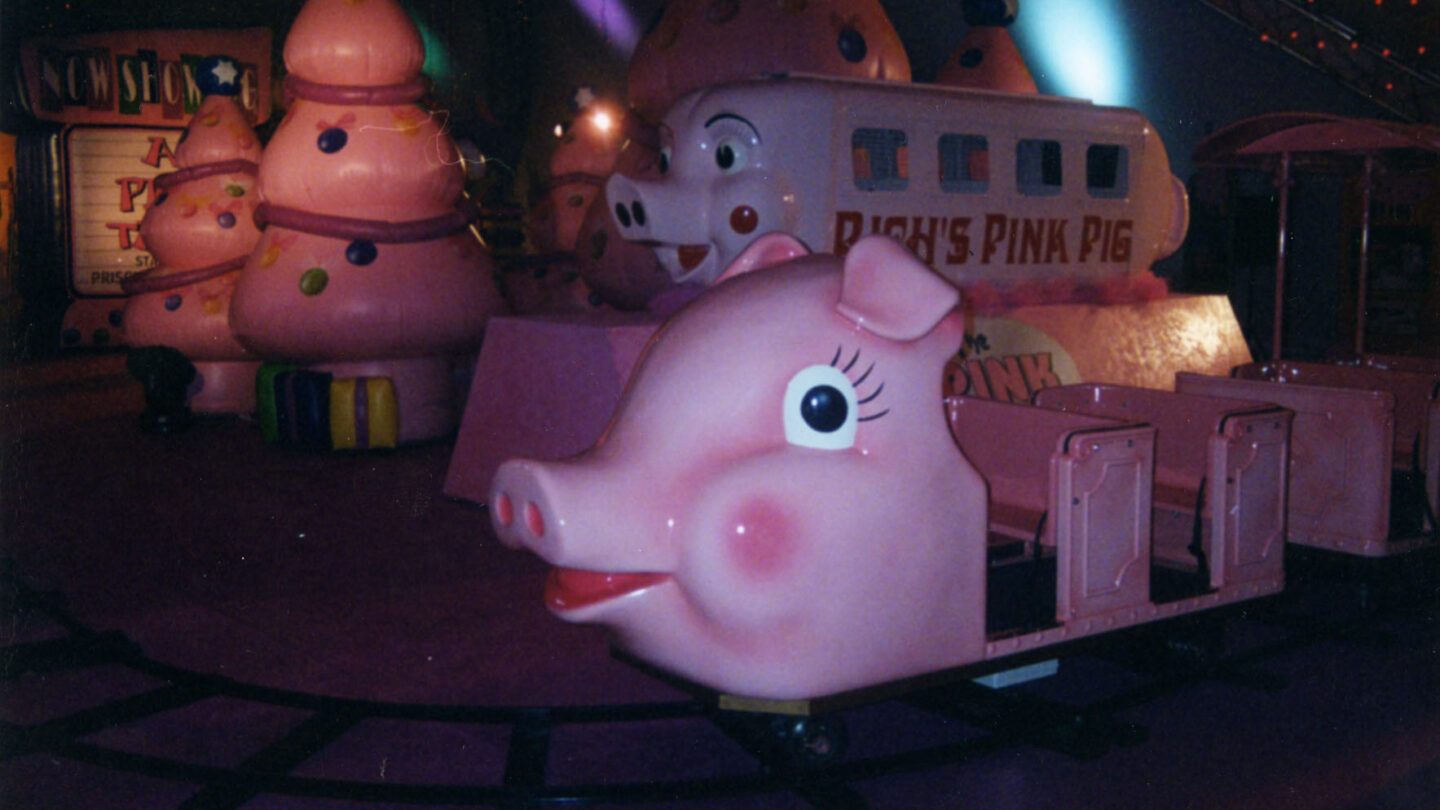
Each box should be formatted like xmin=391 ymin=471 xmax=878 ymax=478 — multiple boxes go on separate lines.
xmin=490 ymin=235 xmax=988 ymax=700
xmin=606 ymin=88 xmax=804 ymax=288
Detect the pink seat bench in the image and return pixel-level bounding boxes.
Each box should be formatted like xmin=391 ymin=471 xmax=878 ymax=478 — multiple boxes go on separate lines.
xmin=1178 ymin=369 xmax=1436 ymax=557
xmin=1232 ymin=361 xmax=1438 ymax=472
xmin=948 ymin=395 xmax=1155 ymax=634
xmin=1032 ymin=383 xmax=1291 ymax=590
xmin=944 ymin=394 xmax=1286 ymax=657
xmin=1232 ymin=361 xmax=1439 ymax=546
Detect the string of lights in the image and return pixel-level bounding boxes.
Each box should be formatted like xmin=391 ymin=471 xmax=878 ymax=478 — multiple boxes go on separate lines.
xmin=1198 ymin=0 xmax=1439 ymax=122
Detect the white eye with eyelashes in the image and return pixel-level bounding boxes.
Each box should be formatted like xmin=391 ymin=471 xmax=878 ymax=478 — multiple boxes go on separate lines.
xmin=783 ymin=365 xmax=858 ymax=450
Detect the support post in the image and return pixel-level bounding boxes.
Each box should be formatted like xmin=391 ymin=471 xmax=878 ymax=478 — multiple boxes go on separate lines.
xmin=1272 ymin=153 xmax=1292 ymax=362
xmin=1354 ymin=154 xmax=1375 ymax=355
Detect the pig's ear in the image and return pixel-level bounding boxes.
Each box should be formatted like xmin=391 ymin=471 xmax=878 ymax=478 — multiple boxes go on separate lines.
xmin=715 ymin=232 xmax=810 ymax=283
xmin=836 ymin=235 xmax=959 ymax=341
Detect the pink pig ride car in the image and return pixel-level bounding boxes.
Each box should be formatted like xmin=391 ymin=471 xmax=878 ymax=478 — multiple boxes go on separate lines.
xmin=606 ymin=74 xmax=1188 ymax=305
xmin=491 ymin=235 xmax=992 ymax=700
xmin=490 ymin=234 xmax=1290 ymax=701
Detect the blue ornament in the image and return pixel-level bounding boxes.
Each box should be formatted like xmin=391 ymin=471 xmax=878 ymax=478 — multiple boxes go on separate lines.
xmin=318 ymin=128 xmax=349 ymax=154
xmin=197 ymin=55 xmax=242 ymax=97
xmin=216 ymin=211 xmax=237 ymax=229
xmin=345 ymin=240 xmax=378 ymax=266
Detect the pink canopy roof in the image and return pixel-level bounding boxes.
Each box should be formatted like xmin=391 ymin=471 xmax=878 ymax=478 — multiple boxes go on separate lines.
xmin=1194 ymin=112 xmax=1440 ymax=167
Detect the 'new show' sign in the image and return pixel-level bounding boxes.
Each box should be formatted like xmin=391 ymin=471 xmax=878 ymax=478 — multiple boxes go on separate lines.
xmin=19 ymin=28 xmax=272 ymax=128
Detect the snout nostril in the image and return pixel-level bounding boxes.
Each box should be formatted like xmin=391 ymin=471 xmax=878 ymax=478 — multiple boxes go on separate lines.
xmin=524 ymin=502 xmax=546 ymax=538
xmin=614 ymin=202 xmax=632 ymax=229
xmin=630 ymin=201 xmax=646 ymax=227
xmin=493 ymin=492 xmax=514 ymax=528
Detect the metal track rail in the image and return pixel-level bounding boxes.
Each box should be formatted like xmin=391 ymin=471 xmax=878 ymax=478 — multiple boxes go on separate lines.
xmin=2 ymin=559 xmax=1408 ymax=809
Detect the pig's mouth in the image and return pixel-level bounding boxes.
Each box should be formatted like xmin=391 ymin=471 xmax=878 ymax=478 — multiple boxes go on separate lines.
xmin=545 ymin=568 xmax=670 ymax=611
xmin=654 ymin=242 xmax=717 ymax=285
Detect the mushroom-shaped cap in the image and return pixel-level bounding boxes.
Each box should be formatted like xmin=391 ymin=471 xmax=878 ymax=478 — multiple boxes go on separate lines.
xmin=284 ymin=0 xmax=425 ymax=87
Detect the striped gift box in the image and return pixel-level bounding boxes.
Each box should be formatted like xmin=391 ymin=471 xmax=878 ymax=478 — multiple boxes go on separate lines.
xmin=329 ymin=376 xmax=399 ymax=450
xmin=272 ymin=370 xmax=333 ymax=450
xmin=255 ymin=363 xmax=299 ymax=444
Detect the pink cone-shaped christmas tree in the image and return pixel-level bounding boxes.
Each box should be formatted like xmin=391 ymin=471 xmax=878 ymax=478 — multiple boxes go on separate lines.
xmin=122 ymin=55 xmax=263 ymax=416
xmin=230 ymin=0 xmax=506 ymax=445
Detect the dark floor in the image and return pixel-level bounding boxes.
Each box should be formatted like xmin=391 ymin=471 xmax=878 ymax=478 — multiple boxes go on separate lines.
xmin=2 ymin=354 xmax=1439 ymax=809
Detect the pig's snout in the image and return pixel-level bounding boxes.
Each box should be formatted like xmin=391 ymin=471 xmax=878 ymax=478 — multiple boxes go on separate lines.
xmin=605 ymin=175 xmax=654 ymax=241
xmin=490 ymin=459 xmax=562 ymax=552
xmin=613 ymin=199 xmax=648 ymax=230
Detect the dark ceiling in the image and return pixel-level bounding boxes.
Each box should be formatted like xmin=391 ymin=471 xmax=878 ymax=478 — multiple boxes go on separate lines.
xmin=6 ymin=0 xmax=1434 ymax=78
xmin=3 ymin=0 xmax=1436 ymax=133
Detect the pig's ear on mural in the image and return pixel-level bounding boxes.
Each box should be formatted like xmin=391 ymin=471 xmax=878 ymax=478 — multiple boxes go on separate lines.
xmin=836 ymin=235 xmax=960 ymax=342
xmin=714 ymin=232 xmax=811 ymax=284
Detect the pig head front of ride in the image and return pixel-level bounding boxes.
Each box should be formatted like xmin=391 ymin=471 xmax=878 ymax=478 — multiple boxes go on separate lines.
xmin=490 ymin=235 xmax=990 ymax=700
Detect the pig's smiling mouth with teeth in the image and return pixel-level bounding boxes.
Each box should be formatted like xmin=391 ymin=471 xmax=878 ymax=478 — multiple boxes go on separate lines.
xmin=545 ymin=568 xmax=671 ymax=611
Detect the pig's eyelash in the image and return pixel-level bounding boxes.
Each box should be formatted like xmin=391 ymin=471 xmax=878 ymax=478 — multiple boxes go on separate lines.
xmin=829 ymin=346 xmax=889 ymax=422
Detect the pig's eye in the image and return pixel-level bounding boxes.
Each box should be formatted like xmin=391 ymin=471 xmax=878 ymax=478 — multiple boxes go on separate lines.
xmin=784 ymin=365 xmax=858 ymax=450
xmin=714 ymin=138 xmax=747 ymax=173
xmin=658 ymin=146 xmax=671 ymax=175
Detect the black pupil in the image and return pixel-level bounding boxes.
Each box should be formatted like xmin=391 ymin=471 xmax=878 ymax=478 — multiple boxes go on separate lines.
xmin=716 ymin=144 xmax=735 ymax=169
xmin=838 ymin=27 xmax=867 ymax=63
xmin=801 ymin=385 xmax=848 ymax=433
xmin=658 ymin=152 xmax=669 ymax=174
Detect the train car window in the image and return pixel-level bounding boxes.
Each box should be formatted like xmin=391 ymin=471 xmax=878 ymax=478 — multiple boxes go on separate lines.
xmin=1086 ymin=144 xmax=1129 ymax=199
xmin=1016 ymin=138 xmax=1063 ymax=196
xmin=938 ymin=133 xmax=989 ymax=194
xmin=852 ymin=128 xmax=909 ymax=192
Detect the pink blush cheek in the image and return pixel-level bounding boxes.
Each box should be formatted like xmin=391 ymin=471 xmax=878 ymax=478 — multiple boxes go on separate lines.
xmin=725 ymin=498 xmax=801 ymax=581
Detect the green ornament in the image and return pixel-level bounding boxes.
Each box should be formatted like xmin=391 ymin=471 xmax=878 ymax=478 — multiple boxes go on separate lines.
xmin=299 ymin=267 xmax=329 ymax=296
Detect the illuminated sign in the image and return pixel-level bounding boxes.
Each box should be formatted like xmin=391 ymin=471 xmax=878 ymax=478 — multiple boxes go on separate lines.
xmin=65 ymin=126 xmax=181 ymax=297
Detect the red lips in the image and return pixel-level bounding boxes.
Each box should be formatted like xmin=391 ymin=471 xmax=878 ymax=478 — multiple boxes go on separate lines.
xmin=545 ymin=568 xmax=669 ymax=611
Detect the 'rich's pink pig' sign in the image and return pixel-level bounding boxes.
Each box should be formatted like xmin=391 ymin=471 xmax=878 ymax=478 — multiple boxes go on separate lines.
xmin=490 ymin=235 xmax=989 ymax=700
